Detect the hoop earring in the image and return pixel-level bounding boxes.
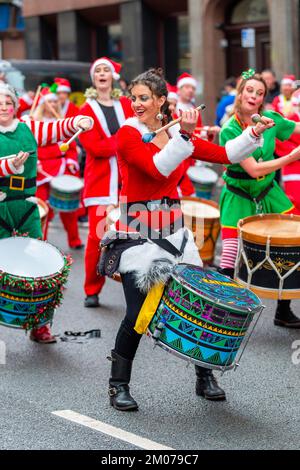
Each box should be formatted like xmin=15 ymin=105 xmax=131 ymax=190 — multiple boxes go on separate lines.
xmin=156 ymin=111 xmax=164 ymax=121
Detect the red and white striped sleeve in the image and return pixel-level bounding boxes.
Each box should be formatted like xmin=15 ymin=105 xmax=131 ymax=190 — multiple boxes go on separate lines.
xmin=22 ymin=115 xmax=91 ymax=147
xmin=0 ymin=158 xmax=23 ymax=176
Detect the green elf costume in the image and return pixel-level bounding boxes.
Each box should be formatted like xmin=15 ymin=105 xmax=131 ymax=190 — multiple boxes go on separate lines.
xmin=0 ymin=83 xmax=93 ymax=341
xmin=219 ymin=106 xmax=300 ymax=328
xmin=220 ymin=109 xmax=296 ymax=237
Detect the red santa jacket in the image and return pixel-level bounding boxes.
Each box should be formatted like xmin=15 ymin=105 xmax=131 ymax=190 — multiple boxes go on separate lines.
xmin=272 ymin=94 xmax=300 ymax=119
xmin=36 ymin=117 xmax=79 ymax=186
xmin=79 ymin=96 xmax=133 ymax=207
xmin=61 ymin=99 xmax=79 ymax=118
xmin=116 ymin=117 xmax=230 ymax=232
xmin=272 ymin=95 xmax=300 ymax=182
xmin=16 ymin=93 xmax=34 ymax=119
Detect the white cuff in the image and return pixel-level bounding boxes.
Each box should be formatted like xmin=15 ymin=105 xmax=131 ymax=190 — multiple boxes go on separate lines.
xmin=153 ymin=131 xmax=194 ymax=177
xmin=74 ymin=115 xmax=94 ymax=131
xmin=7 ymin=159 xmax=24 ymax=175
xmin=225 ymin=127 xmax=264 ymax=164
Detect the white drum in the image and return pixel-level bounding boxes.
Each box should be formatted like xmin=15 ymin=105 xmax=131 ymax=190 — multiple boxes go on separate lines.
xmin=187 ymin=165 xmax=218 ymax=200
xmin=49 ymin=175 xmax=84 ymax=212
xmin=0 ymin=237 xmax=70 ymax=330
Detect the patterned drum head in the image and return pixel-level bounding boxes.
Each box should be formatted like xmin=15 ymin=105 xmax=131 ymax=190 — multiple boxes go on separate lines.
xmin=172 ymin=264 xmax=261 ymax=314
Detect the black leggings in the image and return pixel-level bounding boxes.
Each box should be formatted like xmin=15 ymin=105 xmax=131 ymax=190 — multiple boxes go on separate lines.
xmin=114 ymin=272 xmax=146 ymax=360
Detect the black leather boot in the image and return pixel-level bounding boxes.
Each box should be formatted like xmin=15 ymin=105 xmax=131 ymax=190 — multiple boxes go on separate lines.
xmin=84 ymin=295 xmax=99 ymax=308
xmin=195 ymin=366 xmax=226 ymax=401
xmin=217 ymin=267 xmax=235 ymax=280
xmin=274 ymin=300 xmax=300 ymax=328
xmin=108 ymin=350 xmax=138 ymax=411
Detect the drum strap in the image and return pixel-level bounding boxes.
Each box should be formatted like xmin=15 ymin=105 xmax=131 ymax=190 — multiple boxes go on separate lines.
xmin=124 ymin=213 xmax=188 ymax=258
xmin=226 ymin=181 xmax=274 ymax=210
xmin=0 ymin=204 xmax=37 ymax=234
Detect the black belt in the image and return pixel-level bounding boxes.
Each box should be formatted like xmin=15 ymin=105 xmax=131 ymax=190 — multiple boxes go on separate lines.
xmin=0 ymin=176 xmax=36 ymax=190
xmin=120 ymin=196 xmax=181 ymax=214
xmin=226 ymin=181 xmax=274 ymax=204
xmin=226 ymin=169 xmax=266 ymax=181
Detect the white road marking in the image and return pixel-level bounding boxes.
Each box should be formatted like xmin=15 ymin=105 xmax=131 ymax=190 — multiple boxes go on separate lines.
xmin=52 ymin=410 xmax=174 ymax=450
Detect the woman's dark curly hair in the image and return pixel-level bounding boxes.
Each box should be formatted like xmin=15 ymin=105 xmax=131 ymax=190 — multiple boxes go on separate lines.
xmin=128 ymin=68 xmax=172 ymax=123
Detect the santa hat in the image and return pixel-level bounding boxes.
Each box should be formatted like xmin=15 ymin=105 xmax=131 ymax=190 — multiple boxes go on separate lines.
xmin=39 ymin=86 xmax=58 ymax=105
xmin=54 ymin=77 xmax=72 ymax=93
xmin=0 ymin=83 xmax=19 ymax=108
xmin=177 ymin=73 xmax=197 ymax=89
xmin=90 ymin=57 xmax=121 ymax=82
xmin=281 ymin=74 xmax=296 ymax=87
xmin=167 ymin=83 xmax=178 ymax=101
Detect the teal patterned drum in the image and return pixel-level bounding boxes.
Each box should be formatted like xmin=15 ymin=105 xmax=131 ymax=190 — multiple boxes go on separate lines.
xmin=0 ymin=237 xmax=71 ymax=330
xmin=49 ymin=175 xmax=83 ymax=212
xmin=148 ymin=264 xmax=262 ymax=371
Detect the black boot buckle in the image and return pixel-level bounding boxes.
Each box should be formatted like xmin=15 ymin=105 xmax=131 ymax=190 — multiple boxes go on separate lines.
xmin=108 ymin=387 xmax=118 ymax=397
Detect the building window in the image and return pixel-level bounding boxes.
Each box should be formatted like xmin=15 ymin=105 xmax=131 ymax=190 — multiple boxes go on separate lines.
xmin=108 ymin=24 xmax=122 ymax=61
xmin=0 ymin=3 xmax=24 ymax=32
xmin=178 ymin=15 xmax=190 ymax=74
xmin=231 ymin=0 xmax=269 ymax=24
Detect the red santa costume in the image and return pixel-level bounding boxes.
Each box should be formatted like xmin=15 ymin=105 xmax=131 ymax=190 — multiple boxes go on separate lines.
xmin=35 ymin=88 xmax=83 ymax=248
xmin=54 ymin=77 xmax=79 ymax=118
xmin=79 ymin=57 xmax=133 ymax=298
xmin=273 ymin=75 xmax=300 ymax=211
xmin=175 ymin=73 xmax=206 ymax=197
xmin=16 ymin=92 xmax=34 ymax=119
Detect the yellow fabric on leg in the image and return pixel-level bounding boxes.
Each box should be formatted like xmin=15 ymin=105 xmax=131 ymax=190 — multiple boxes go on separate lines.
xmin=134 ymin=283 xmax=165 ymax=334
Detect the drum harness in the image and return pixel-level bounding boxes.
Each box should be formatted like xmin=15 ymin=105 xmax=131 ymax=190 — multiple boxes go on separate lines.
xmin=99 ymin=197 xmax=189 ymax=277
xmin=0 ymin=176 xmax=37 ymax=233
xmin=225 ymin=169 xmax=274 ymax=214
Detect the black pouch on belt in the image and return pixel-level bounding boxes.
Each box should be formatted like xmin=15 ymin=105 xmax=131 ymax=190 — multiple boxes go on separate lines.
xmin=98 ymin=231 xmax=146 ymax=277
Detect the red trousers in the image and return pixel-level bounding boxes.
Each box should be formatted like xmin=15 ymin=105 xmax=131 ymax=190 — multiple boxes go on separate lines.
xmin=36 ymin=183 xmax=82 ymax=247
xmin=84 ymin=205 xmax=107 ymax=296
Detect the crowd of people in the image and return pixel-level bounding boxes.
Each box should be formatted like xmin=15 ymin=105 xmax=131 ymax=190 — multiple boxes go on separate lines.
xmin=1 ymin=57 xmax=300 ymax=412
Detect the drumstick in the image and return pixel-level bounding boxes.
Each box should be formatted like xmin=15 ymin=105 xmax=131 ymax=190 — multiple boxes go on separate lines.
xmin=29 ymin=85 xmax=42 ymax=118
xmin=0 ymin=150 xmax=35 ymax=161
xmin=59 ymin=128 xmax=84 ymax=152
xmin=45 ymin=100 xmax=61 ymax=120
xmin=142 ymin=104 xmax=206 ymax=143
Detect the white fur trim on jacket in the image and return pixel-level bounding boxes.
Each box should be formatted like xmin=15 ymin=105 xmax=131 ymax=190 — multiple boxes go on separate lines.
xmin=282 ymin=174 xmax=300 ymax=182
xmin=123 ymin=118 xmax=194 ymax=176
xmin=153 ymin=130 xmax=194 ymax=176
xmin=0 ymin=119 xmax=19 ymax=134
xmin=118 ymin=228 xmax=202 ymax=292
xmin=74 ymin=115 xmax=94 ymax=131
xmin=225 ymin=127 xmax=264 ymax=164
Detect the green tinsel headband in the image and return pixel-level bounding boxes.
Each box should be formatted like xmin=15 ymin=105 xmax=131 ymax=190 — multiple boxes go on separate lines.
xmin=241 ymin=68 xmax=256 ymax=80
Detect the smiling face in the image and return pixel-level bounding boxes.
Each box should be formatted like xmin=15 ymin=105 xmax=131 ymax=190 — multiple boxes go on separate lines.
xmin=93 ymin=64 xmax=113 ymax=91
xmin=130 ymin=84 xmax=166 ymax=126
xmin=238 ymin=79 xmax=267 ymax=115
xmin=178 ymin=84 xmax=196 ymax=103
xmin=0 ymin=94 xmax=15 ymax=127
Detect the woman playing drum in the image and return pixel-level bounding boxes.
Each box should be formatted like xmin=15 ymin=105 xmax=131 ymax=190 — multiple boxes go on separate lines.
xmin=0 ymin=83 xmax=93 ymax=342
xmin=105 ymin=68 xmax=274 ymax=411
xmin=219 ymin=69 xmax=300 ymax=328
